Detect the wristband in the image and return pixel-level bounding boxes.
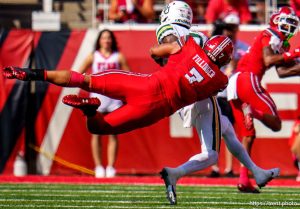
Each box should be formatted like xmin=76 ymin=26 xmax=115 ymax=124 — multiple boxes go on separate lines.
xmin=283 ymin=52 xmax=293 ymax=62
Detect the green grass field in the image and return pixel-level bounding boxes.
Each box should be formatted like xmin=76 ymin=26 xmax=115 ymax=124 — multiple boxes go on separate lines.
xmin=1 ymin=183 xmax=300 ymax=209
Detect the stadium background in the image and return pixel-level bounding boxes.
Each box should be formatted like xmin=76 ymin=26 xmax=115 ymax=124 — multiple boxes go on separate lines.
xmin=0 ymin=26 xmax=299 ymax=177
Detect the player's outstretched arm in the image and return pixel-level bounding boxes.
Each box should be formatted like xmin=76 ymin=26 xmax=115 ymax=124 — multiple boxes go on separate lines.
xmin=276 ymin=62 xmax=300 ymax=78
xmin=2 ymin=66 xmax=91 ymax=91
xmin=263 ymin=46 xmax=288 ymax=67
xmin=263 ymin=46 xmax=300 ymax=68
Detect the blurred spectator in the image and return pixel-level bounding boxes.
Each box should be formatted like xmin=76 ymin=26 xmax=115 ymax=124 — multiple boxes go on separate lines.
xmin=205 ymin=0 xmax=252 ymax=24
xmin=254 ymin=0 xmax=266 ymax=24
xmin=196 ymin=0 xmax=209 ymax=23
xmin=289 ymin=116 xmax=300 ymax=181
xmin=183 ymin=0 xmax=208 ymax=23
xmin=290 ymin=0 xmax=300 ymax=17
xmin=164 ymin=0 xmax=208 ymax=23
xmin=79 ymin=29 xmax=130 ymax=178
xmin=209 ymin=13 xmax=249 ymax=178
xmin=108 ymin=0 xmax=155 ymax=23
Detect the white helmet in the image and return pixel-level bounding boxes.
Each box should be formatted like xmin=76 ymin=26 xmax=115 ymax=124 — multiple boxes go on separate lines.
xmin=160 ymin=1 xmax=193 ymax=29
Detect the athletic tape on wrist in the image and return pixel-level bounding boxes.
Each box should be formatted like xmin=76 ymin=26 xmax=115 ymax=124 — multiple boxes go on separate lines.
xmin=67 ymin=71 xmax=85 ymax=87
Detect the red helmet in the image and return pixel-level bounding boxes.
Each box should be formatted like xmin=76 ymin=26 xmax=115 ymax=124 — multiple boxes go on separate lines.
xmin=277 ymin=6 xmax=299 ymax=37
xmin=269 ymin=12 xmax=280 ymax=28
xmin=203 ymin=35 xmax=233 ymax=67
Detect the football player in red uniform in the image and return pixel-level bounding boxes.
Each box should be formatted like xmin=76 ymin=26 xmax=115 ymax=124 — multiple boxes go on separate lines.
xmin=227 ymin=6 xmax=300 ymax=193
xmin=3 ymin=35 xmax=232 ymax=136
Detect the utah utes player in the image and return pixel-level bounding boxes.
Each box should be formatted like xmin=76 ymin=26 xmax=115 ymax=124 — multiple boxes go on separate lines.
xmin=3 ymin=35 xmax=232 ymax=136
xmin=227 ymin=6 xmax=300 ymax=193
xmin=155 ymin=1 xmax=280 ymax=204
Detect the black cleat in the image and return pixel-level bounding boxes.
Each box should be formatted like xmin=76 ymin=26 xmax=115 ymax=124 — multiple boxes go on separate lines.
xmin=208 ymin=170 xmax=220 ymax=178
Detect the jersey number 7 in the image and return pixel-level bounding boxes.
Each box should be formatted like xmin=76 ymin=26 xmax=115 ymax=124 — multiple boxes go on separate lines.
xmin=185 ymin=67 xmax=204 ymax=84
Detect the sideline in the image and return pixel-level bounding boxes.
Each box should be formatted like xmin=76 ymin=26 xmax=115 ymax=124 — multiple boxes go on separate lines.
xmin=0 ymin=175 xmax=300 ymax=187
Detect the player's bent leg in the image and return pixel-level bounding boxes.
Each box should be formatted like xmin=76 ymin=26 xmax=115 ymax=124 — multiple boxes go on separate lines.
xmin=62 ymin=95 xmax=101 ymax=116
xmin=260 ymin=113 xmax=282 ymax=132
xmin=175 ymin=151 xmax=219 ymax=179
xmin=3 ymin=66 xmax=45 ymax=81
xmin=221 ymin=117 xmax=263 ymax=193
xmin=160 ymin=150 xmax=218 ymax=205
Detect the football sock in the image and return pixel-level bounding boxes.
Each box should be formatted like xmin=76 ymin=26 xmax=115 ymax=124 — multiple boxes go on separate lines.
xmin=221 ymin=117 xmax=262 ymax=178
xmin=239 ymin=167 xmax=249 ymax=184
xmin=176 ymin=151 xmax=218 ymax=178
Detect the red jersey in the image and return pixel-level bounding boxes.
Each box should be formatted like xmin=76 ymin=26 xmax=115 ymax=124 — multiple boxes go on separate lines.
xmin=153 ymin=37 xmax=228 ymax=112
xmin=89 ymin=37 xmax=227 ymax=134
xmin=237 ymin=28 xmax=287 ymax=80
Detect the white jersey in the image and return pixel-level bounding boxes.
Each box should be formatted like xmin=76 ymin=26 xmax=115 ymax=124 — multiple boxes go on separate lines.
xmin=91 ymin=51 xmax=123 ymax=113
xmin=92 ymin=51 xmax=120 ymax=73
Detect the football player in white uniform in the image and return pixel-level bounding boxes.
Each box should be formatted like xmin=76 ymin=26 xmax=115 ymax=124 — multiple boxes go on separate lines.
xmin=155 ymin=1 xmax=280 ymax=205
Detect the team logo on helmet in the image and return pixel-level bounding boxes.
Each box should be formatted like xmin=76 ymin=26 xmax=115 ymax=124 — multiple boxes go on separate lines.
xmin=159 ymin=1 xmax=193 ymax=29
xmin=204 ymin=35 xmax=233 ymax=67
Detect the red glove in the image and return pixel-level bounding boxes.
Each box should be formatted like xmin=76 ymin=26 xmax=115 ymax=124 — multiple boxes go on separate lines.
xmin=283 ymin=47 xmax=300 ymax=62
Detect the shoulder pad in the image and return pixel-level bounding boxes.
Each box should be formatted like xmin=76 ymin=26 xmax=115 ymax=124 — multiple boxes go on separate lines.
xmin=156 ymin=24 xmax=176 ymax=44
xmin=189 ymin=31 xmax=208 ymax=47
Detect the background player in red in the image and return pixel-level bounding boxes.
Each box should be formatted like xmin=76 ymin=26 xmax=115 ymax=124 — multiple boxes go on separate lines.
xmin=3 ymin=35 xmax=231 ymax=136
xmin=227 ymin=6 xmax=300 ymax=193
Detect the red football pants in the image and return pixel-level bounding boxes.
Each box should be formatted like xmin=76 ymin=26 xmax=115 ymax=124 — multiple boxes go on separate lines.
xmin=89 ymin=70 xmax=172 ymax=134
xmin=231 ymin=72 xmax=278 ymax=138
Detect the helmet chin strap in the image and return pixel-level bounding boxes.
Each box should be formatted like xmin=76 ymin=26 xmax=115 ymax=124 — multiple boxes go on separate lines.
xmin=286 ymin=34 xmax=293 ymax=40
xmin=282 ymin=34 xmax=293 ymax=49
xmin=283 ymin=40 xmax=290 ymax=48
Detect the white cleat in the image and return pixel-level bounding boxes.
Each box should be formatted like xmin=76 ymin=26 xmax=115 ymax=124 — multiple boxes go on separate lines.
xmin=95 ymin=166 xmax=105 ymax=178
xmin=106 ymin=166 xmax=116 ymax=178
xmin=254 ymin=168 xmax=280 ymax=188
